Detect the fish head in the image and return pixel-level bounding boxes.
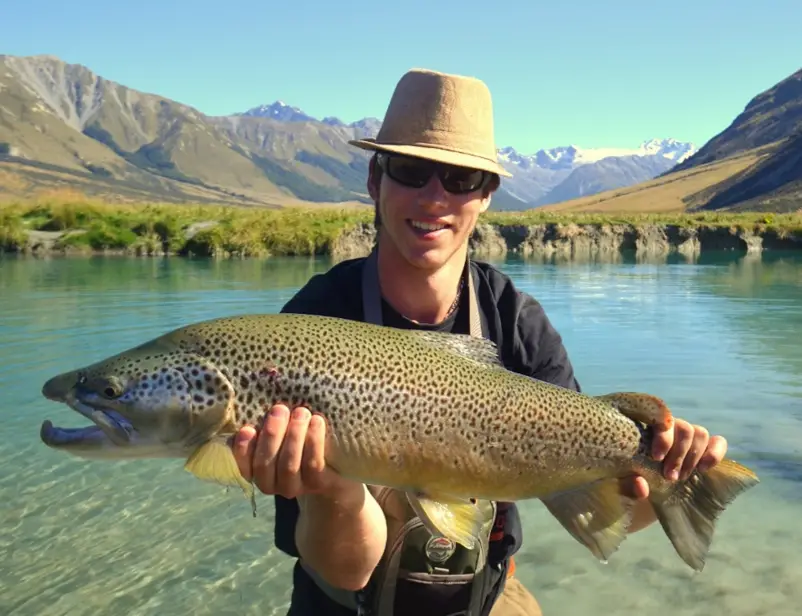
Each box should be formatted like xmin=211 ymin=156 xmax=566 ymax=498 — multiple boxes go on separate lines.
xmin=40 ymin=341 xmax=236 ymax=460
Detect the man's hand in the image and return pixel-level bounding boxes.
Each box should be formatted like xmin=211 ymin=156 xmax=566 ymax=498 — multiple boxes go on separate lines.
xmin=232 ymin=403 xmax=387 ymax=591
xmin=231 ymin=403 xmax=358 ymax=500
xmin=620 ymin=417 xmax=728 ymax=527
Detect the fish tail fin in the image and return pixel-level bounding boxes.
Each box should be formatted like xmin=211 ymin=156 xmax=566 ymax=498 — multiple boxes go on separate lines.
xmin=650 ymin=458 xmax=759 ymax=571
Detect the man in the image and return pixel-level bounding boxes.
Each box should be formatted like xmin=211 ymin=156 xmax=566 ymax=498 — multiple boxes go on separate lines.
xmin=231 ymin=68 xmax=728 ymax=615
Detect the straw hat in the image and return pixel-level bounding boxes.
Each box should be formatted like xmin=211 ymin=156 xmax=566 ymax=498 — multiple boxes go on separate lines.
xmin=349 ymin=68 xmax=512 ymax=178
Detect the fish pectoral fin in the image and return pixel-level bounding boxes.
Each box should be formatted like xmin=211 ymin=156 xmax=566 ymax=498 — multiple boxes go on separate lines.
xmin=184 ymin=438 xmax=254 ymax=500
xmin=541 ymin=478 xmax=636 ymax=564
xmin=594 ymin=392 xmax=673 ymax=430
xmin=407 ymin=492 xmax=496 ymax=555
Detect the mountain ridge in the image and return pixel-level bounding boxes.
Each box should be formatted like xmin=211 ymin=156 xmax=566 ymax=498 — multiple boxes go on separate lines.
xmin=1 ymin=53 xmax=800 ymax=214
xmin=0 ymin=53 xmax=694 ymax=208
xmin=671 ymin=68 xmax=802 ymax=173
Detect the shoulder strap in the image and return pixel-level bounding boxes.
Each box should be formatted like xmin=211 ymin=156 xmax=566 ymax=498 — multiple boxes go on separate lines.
xmin=361 ymin=247 xmax=483 ymax=337
xmin=357 ymin=247 xmax=494 ymax=616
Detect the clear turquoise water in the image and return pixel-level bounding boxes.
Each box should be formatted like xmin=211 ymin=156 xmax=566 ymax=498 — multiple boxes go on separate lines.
xmin=1 ymin=251 xmax=801 ymax=616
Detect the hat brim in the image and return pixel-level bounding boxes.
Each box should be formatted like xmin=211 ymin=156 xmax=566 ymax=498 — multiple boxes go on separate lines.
xmin=348 ymin=138 xmax=513 ymax=178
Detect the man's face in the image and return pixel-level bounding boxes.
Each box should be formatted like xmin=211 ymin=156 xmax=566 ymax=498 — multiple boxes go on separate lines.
xmin=369 ymin=153 xmax=495 ymax=271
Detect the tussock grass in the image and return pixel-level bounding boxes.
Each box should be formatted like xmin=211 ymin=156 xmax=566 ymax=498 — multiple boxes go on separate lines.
xmin=1 ymin=191 xmax=800 ymax=257
xmin=0 ymin=193 xmax=373 ymax=256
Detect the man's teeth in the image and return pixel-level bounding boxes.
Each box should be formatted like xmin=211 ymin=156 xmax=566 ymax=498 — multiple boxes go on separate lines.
xmin=411 ymin=221 xmax=447 ymax=231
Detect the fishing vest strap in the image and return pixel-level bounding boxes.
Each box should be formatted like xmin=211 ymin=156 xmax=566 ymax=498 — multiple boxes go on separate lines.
xmin=298 ymin=247 xmax=498 ymax=616
xmin=361 ymin=247 xmax=484 ymax=338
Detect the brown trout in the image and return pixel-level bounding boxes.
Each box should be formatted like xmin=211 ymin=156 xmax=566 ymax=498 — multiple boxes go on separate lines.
xmin=40 ymin=313 xmax=759 ymax=571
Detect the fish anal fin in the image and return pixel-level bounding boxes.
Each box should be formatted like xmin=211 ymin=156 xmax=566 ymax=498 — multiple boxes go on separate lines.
xmin=185 ymin=438 xmax=254 ymax=501
xmin=595 ymin=392 xmax=673 ymax=430
xmin=541 ymin=478 xmax=636 ymax=564
xmin=407 ymin=492 xmax=496 ymax=559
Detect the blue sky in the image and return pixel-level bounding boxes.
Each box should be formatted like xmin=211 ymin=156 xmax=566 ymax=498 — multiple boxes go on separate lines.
xmin=2 ymin=0 xmax=800 ymax=154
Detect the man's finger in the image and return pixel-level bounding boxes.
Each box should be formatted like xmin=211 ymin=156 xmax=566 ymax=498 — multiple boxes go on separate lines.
xmin=301 ymin=413 xmax=329 ymax=492
xmin=619 ymin=475 xmax=649 ymax=500
xmin=275 ymin=406 xmax=312 ymax=498
xmin=679 ymin=426 xmax=709 ymax=480
xmin=232 ymin=425 xmax=258 ymax=481
xmin=697 ymin=435 xmax=728 ymax=474
xmin=252 ymin=404 xmax=291 ymax=494
xmin=650 ymin=414 xmax=675 ymax=462
xmin=661 ymin=420 xmax=694 ymax=481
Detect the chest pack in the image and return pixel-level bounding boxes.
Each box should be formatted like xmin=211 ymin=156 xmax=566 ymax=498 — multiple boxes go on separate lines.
xmin=298 ymin=248 xmax=509 ymax=616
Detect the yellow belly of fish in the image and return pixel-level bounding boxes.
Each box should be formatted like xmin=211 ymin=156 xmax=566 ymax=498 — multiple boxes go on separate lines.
xmin=324 ymin=433 xmax=621 ymax=502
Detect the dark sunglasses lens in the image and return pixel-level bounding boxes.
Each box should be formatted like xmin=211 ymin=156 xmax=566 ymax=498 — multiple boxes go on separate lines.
xmin=386 ymin=157 xmax=434 ymax=188
xmin=384 ymin=155 xmax=488 ymax=193
xmin=440 ymin=168 xmax=486 ymax=193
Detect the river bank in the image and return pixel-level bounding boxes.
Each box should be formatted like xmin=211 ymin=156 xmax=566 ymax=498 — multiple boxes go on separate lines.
xmin=2 ymin=199 xmax=801 ymax=259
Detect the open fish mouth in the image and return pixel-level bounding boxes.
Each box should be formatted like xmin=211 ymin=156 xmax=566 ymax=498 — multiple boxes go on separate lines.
xmin=40 ymin=398 xmax=134 ymax=448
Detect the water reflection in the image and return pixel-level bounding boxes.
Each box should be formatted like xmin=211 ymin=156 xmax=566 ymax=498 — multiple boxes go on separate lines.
xmin=1 ymin=251 xmax=801 ymax=616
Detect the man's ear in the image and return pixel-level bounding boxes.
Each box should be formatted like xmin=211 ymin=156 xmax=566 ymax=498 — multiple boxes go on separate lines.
xmin=367 ymin=155 xmax=380 ymax=201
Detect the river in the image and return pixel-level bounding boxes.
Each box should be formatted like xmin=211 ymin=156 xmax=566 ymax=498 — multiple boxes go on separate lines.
xmin=1 ymin=251 xmax=801 ymax=616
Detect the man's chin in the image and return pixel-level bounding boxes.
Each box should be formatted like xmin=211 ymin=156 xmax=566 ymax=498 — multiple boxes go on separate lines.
xmin=401 ymin=245 xmax=461 ymax=271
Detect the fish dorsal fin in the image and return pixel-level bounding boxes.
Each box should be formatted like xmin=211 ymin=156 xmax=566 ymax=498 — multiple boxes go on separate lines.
xmin=410 ymin=330 xmax=502 ymax=368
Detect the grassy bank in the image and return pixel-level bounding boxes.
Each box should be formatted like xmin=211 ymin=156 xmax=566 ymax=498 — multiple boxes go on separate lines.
xmin=1 ymin=196 xmax=801 ymax=257
xmin=0 ymin=198 xmax=374 ymax=257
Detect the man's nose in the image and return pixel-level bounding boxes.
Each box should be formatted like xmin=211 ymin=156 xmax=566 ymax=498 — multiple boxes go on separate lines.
xmin=417 ymin=174 xmax=449 ymax=207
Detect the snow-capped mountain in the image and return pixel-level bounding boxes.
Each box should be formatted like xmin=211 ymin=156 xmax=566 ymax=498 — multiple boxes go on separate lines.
xmin=493 ymin=138 xmax=697 ymax=207
xmin=237 ymin=100 xmax=697 ymax=209
xmin=238 ymin=101 xmax=315 ymax=122
xmin=498 ymin=139 xmax=695 ymax=171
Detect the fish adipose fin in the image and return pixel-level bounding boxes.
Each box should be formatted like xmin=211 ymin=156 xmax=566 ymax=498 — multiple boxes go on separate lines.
xmin=650 ymin=458 xmax=760 ymax=571
xmin=407 ymin=492 xmax=496 ymax=560
xmin=595 ymin=392 xmax=673 ymax=429
xmin=541 ymin=478 xmax=637 ymax=563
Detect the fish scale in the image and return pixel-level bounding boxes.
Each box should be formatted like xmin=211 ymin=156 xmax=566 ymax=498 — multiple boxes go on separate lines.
xmin=39 ymin=312 xmax=759 ymax=573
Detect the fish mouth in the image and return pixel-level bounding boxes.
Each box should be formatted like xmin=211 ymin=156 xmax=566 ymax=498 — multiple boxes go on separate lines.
xmin=40 ymin=397 xmax=135 ymax=449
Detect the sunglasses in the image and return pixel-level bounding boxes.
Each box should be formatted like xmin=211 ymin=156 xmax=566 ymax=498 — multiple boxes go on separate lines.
xmin=376 ymin=153 xmax=493 ymax=195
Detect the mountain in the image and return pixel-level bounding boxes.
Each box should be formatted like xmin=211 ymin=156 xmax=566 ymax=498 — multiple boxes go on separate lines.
xmin=672 ymin=68 xmax=802 ymax=173
xmin=684 ymin=130 xmax=802 ymax=212
xmin=541 ymin=66 xmax=802 ymax=215
xmin=0 ymin=53 xmax=695 ymax=209
xmin=496 ymin=138 xmax=695 ymax=208
xmin=533 ymin=154 xmax=681 ymax=206
xmin=0 ymin=54 xmax=375 ymax=206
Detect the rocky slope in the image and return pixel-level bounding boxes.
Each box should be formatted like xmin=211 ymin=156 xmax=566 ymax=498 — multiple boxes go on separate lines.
xmin=0 ymin=54 xmax=374 ymax=205
xmin=0 ymin=53 xmax=692 ymax=208
xmin=672 ymin=68 xmax=802 ymax=173
xmin=329 ymin=220 xmax=802 ymax=262
xmin=686 ymin=131 xmax=802 ymax=212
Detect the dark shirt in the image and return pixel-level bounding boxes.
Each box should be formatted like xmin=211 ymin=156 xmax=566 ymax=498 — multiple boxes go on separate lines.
xmin=274 ymin=256 xmax=581 ymax=615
